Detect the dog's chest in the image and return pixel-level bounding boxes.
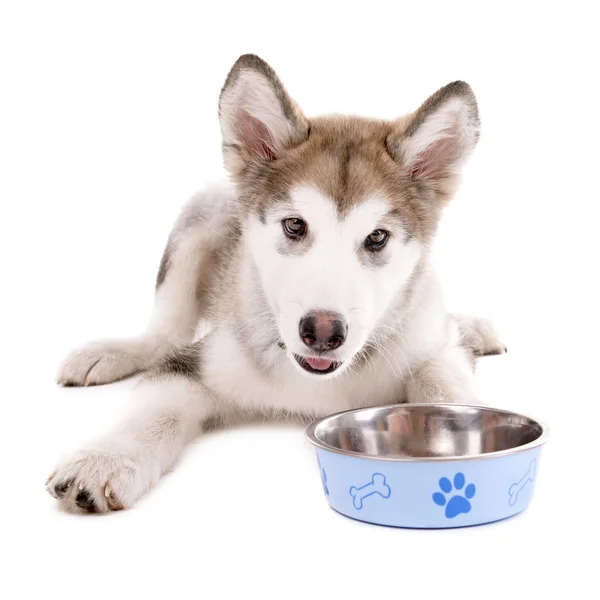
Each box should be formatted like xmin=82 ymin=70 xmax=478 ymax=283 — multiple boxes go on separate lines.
xmin=203 ymin=330 xmax=405 ymax=416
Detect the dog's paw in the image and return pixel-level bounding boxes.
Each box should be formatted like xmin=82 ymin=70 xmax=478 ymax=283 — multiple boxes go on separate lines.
xmin=45 ymin=447 xmax=153 ymax=514
xmin=456 ymin=316 xmax=507 ymax=357
xmin=57 ymin=339 xmax=152 ymax=386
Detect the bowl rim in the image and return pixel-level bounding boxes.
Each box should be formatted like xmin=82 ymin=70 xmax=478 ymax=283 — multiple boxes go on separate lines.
xmin=305 ymin=403 xmax=550 ymax=462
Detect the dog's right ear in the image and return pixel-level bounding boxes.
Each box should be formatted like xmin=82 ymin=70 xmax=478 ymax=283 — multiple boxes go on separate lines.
xmin=219 ymin=54 xmax=309 ymax=176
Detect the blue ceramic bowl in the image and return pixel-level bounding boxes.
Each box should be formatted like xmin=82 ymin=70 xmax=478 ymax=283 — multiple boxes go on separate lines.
xmin=306 ymin=404 xmax=549 ymax=528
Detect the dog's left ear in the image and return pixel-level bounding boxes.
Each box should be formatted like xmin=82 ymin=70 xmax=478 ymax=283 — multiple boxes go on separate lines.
xmin=386 ymin=81 xmax=480 ymax=192
xmin=219 ymin=54 xmax=309 ymax=176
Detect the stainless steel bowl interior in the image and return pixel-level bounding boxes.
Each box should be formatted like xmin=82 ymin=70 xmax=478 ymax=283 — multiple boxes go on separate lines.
xmin=306 ymin=404 xmax=547 ymax=461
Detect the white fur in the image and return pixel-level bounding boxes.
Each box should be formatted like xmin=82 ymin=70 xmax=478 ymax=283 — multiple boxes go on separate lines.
xmin=48 ymin=67 xmax=501 ymax=513
xmin=56 ymin=182 xmax=232 ymax=386
xmin=50 ymin=184 xmax=497 ymax=513
xmin=246 ymin=185 xmax=422 ymax=377
xmin=48 ymin=377 xmax=212 ymax=512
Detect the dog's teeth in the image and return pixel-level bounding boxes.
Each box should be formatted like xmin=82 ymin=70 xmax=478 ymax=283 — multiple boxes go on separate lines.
xmin=105 ymin=483 xmax=112 ymax=498
xmin=79 ymin=483 xmax=85 ymax=491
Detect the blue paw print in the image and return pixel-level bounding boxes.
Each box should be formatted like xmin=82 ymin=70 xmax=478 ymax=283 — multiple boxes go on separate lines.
xmin=317 ymin=457 xmax=329 ymax=496
xmin=432 ymin=473 xmax=476 ymax=519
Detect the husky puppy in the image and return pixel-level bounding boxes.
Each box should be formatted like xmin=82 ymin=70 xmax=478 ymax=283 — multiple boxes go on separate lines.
xmin=47 ymin=54 xmax=504 ymax=513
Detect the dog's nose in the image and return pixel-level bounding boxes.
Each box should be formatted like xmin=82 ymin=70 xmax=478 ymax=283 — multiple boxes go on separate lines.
xmin=299 ymin=311 xmax=347 ymax=352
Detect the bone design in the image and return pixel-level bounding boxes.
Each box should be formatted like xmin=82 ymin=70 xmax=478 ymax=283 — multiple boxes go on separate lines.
xmin=508 ymin=459 xmax=536 ymax=506
xmin=349 ymin=473 xmax=391 ymax=509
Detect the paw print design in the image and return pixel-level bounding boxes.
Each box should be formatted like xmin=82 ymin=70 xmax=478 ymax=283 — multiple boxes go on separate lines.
xmin=432 ymin=472 xmax=476 ymax=518
xmin=317 ymin=456 xmax=329 ymax=495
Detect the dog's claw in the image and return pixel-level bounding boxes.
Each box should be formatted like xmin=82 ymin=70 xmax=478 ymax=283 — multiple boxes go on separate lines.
xmin=104 ymin=483 xmax=124 ymax=511
xmin=46 ymin=472 xmax=59 ymax=498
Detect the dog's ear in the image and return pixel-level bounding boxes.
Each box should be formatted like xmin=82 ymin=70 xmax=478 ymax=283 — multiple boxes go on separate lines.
xmin=386 ymin=81 xmax=480 ymax=193
xmin=219 ymin=54 xmax=309 ymax=176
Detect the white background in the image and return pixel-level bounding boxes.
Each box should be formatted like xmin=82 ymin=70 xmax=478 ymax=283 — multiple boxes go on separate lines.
xmin=1 ymin=1 xmax=597 ymax=598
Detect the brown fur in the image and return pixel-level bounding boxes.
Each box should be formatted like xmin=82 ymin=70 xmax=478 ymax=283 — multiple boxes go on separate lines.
xmin=220 ymin=55 xmax=479 ymax=246
xmin=236 ymin=115 xmax=442 ymax=243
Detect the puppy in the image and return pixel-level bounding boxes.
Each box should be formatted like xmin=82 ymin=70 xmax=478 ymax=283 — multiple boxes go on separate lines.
xmin=47 ymin=54 xmax=504 ymax=513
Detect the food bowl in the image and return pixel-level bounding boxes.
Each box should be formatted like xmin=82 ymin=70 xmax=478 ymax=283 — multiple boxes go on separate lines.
xmin=305 ymin=404 xmax=549 ymax=528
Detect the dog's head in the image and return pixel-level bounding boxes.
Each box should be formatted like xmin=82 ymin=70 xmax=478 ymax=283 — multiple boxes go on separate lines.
xmin=219 ymin=54 xmax=479 ymax=378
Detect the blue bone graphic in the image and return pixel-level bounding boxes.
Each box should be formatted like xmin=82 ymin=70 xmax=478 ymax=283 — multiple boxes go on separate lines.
xmin=349 ymin=473 xmax=391 ymax=509
xmin=508 ymin=459 xmax=536 ymax=506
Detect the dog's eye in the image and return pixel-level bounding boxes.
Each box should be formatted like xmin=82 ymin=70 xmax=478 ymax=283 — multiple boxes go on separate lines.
xmin=283 ymin=218 xmax=307 ymax=238
xmin=365 ymin=229 xmax=389 ymax=250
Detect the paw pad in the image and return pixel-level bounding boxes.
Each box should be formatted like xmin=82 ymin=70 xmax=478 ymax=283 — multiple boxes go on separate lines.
xmin=432 ymin=472 xmax=476 ymax=519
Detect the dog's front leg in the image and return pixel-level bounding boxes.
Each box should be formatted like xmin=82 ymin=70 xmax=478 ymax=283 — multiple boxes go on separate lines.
xmin=405 ymin=345 xmax=481 ymax=405
xmin=46 ymin=373 xmax=213 ymax=513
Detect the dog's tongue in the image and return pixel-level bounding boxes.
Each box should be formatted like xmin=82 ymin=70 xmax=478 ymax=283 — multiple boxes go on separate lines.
xmin=306 ymin=357 xmax=333 ymax=371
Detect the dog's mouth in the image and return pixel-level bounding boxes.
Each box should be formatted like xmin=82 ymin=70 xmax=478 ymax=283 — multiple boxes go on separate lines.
xmin=293 ymin=354 xmax=343 ymax=375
